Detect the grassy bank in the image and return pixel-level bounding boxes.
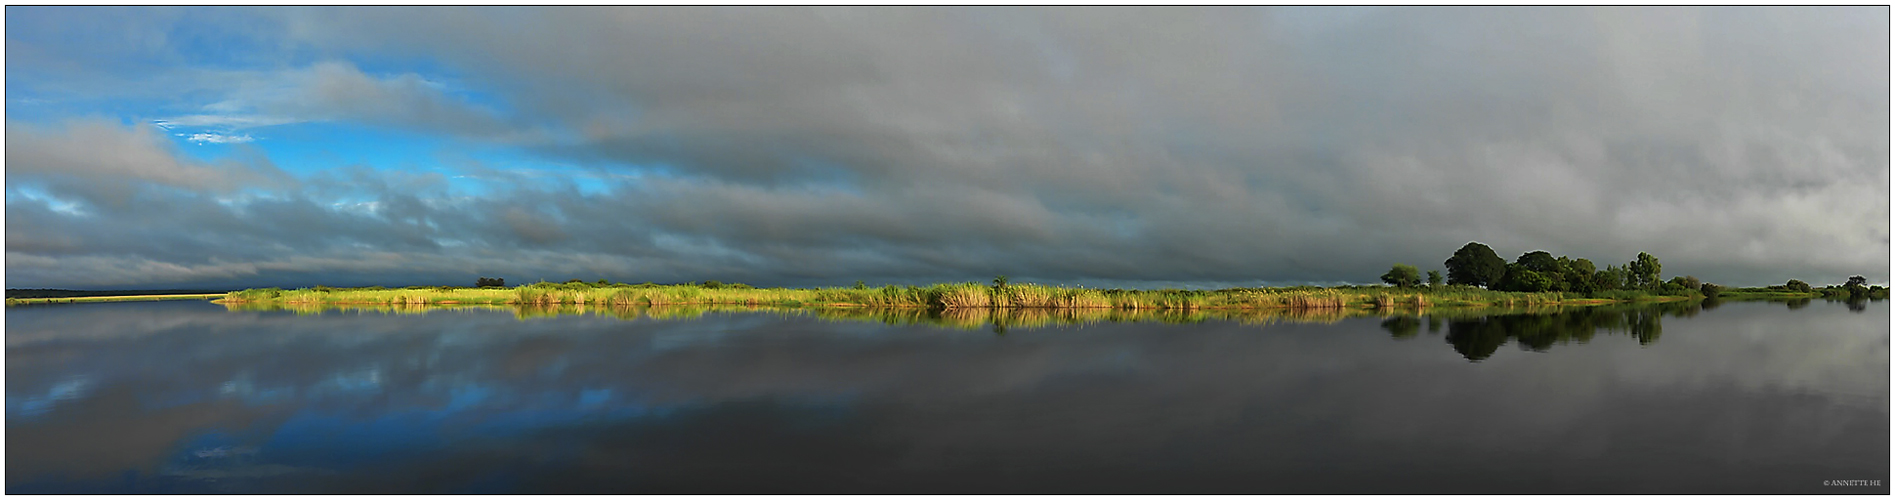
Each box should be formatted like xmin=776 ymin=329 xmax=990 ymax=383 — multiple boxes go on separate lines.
xmin=216 ymin=281 xmax=1699 ymax=310
xmin=6 ymin=293 xmax=226 ymax=305
xmin=219 ymin=296 xmax=1716 ymax=334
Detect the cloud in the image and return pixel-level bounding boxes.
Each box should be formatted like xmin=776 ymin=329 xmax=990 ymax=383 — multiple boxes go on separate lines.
xmin=183 ymin=132 xmax=256 ymax=144
xmin=3 ymin=7 xmax=1888 ymax=288
xmin=5 ymin=119 xmax=296 ymax=210
xmin=144 ymin=60 xmax=517 ymax=140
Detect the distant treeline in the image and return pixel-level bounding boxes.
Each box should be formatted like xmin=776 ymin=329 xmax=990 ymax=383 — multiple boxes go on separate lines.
xmin=5 ymin=289 xmax=228 ymax=299
xmin=1381 ymin=242 xmax=1886 ymax=300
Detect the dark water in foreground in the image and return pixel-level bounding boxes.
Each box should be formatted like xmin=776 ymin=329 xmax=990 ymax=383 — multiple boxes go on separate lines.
xmin=6 ymin=299 xmax=1888 ymax=494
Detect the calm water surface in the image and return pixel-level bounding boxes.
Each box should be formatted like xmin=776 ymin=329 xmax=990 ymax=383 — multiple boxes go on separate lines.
xmin=6 ymin=299 xmax=1887 ymax=493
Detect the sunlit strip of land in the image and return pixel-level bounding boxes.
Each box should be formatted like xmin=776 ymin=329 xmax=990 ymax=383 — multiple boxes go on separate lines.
xmin=6 ymin=293 xmax=226 ymax=305
xmin=210 ymin=281 xmax=1710 ymax=310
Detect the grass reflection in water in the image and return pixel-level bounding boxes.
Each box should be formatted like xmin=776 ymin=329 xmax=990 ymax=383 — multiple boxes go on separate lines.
xmin=219 ymin=299 xmax=1751 ymax=361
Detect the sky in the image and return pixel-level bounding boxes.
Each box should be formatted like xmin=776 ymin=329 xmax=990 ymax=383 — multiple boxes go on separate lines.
xmin=4 ymin=6 xmax=1889 ymax=290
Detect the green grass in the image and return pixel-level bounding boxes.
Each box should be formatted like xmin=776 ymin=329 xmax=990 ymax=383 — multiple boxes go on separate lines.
xmin=1712 ymin=289 xmax=1822 ymax=299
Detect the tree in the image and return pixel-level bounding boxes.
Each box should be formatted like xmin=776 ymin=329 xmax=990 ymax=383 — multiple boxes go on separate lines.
xmin=1628 ymin=252 xmax=1662 ymax=290
xmin=854 ymin=280 xmax=868 ymax=290
xmin=476 ymin=277 xmax=505 ymax=288
xmin=1517 ymin=251 xmax=1566 ymax=291
xmin=1786 ymin=279 xmax=1812 ymax=293
xmin=1595 ymin=265 xmax=1624 ymax=291
xmin=1517 ymin=251 xmax=1560 ymax=274
xmin=1427 ymin=270 xmax=1444 ymax=287
xmin=1664 ymin=276 xmax=1700 ymax=296
xmin=1445 ymin=242 xmax=1507 ymax=288
xmin=1498 ymin=264 xmax=1554 ymax=292
xmin=1845 ymin=275 xmax=1869 ymax=298
xmin=1564 ymin=258 xmax=1597 ymax=294
xmin=1700 ymin=282 xmax=1723 ymax=298
xmin=1381 ymin=263 xmax=1422 ymax=288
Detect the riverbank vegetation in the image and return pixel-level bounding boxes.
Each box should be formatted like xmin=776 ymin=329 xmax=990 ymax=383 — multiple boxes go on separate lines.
xmin=218 ymin=278 xmax=1655 ymax=311
xmin=42 ymin=241 xmax=1877 ymax=311
xmin=1394 ymin=242 xmax=1888 ymax=302
xmin=219 ymin=297 xmax=1662 ymax=331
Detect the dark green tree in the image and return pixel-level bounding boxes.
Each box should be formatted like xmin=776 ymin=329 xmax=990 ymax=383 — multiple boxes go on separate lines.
xmin=1381 ymin=263 xmax=1422 ymax=288
xmin=1628 ymin=252 xmax=1662 ymax=290
xmin=1427 ymin=270 xmax=1444 ymax=287
xmin=1595 ymin=265 xmax=1624 ymax=291
xmin=1564 ymin=258 xmax=1597 ymax=293
xmin=1517 ymin=251 xmax=1561 ymax=274
xmin=1700 ymin=282 xmax=1722 ymax=298
xmin=1516 ymin=251 xmax=1566 ymax=291
xmin=1786 ymin=279 xmax=1812 ymax=293
xmin=1845 ymin=275 xmax=1869 ymax=298
xmin=1498 ymin=264 xmax=1554 ymax=292
xmin=1445 ymin=242 xmax=1507 ymax=288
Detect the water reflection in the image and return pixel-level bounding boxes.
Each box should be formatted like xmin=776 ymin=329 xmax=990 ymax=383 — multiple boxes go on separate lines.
xmin=221 ymin=300 xmax=1636 ymax=329
xmin=7 ymin=299 xmax=1886 ymax=493
xmin=223 ymin=300 xmax=1713 ymax=362
xmin=1412 ymin=301 xmax=1700 ymax=361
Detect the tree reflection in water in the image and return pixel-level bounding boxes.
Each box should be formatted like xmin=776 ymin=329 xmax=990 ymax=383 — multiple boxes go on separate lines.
xmin=1419 ymin=300 xmax=1718 ymax=361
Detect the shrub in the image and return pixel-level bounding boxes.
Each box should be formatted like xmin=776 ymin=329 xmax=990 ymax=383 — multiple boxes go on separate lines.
xmin=1380 ymin=263 xmax=1421 ymax=288
xmin=1786 ymin=279 xmax=1812 ymax=293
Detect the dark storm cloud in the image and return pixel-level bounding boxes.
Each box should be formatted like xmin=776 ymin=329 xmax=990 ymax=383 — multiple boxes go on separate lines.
xmin=6 ymin=7 xmax=1887 ymax=288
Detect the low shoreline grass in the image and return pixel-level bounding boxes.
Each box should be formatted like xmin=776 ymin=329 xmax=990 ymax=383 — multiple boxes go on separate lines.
xmin=6 ymin=293 xmax=226 ymax=306
xmin=213 ymin=282 xmax=1701 ymax=311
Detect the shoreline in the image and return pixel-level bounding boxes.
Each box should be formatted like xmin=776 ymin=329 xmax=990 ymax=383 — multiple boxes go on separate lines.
xmin=6 ymin=294 xmax=227 ymax=305
xmin=11 ymin=285 xmax=1848 ymax=310
xmin=7 ymin=285 xmax=1844 ymax=310
xmin=204 ymin=283 xmax=1716 ymax=311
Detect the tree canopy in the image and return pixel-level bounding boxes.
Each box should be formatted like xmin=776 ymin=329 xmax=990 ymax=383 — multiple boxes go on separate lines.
xmin=1381 ymin=263 xmax=1421 ymax=288
xmin=1444 ymin=242 xmax=1507 ymax=288
xmin=1629 ymin=252 xmax=1662 ymax=290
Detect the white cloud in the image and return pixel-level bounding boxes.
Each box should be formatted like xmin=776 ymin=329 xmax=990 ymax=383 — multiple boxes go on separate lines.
xmin=150 ymin=60 xmax=515 ymax=142
xmin=182 ymin=132 xmax=257 ymax=144
xmin=154 ymin=115 xmax=295 ymax=130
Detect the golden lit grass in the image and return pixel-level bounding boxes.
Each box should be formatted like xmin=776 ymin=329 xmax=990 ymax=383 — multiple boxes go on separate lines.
xmin=215 ymin=282 xmax=1658 ymax=313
